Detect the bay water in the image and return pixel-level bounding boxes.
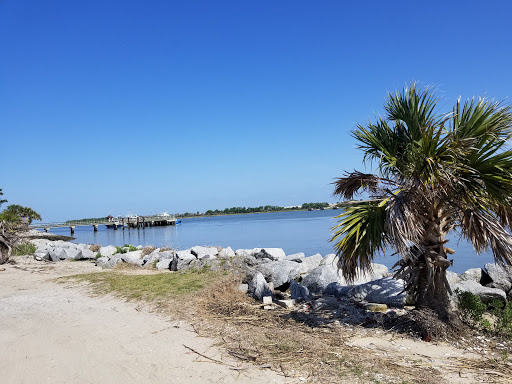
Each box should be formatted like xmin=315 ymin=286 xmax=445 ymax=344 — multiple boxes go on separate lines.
xmin=45 ymin=209 xmax=495 ymax=273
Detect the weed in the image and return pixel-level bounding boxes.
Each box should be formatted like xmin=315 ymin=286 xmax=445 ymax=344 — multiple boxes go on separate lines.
xmin=455 ymin=289 xmax=486 ymax=325
xmin=11 ymin=242 xmax=36 ymax=256
xmin=89 ymin=244 xmax=101 ymax=253
xmin=141 ymin=246 xmax=156 ymax=257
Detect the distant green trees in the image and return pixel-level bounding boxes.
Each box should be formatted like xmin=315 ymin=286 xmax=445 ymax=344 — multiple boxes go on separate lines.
xmin=301 ymin=202 xmax=329 ymax=210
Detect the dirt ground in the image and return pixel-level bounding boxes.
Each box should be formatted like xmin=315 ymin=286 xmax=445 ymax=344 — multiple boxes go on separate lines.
xmin=0 ymin=258 xmax=285 ymax=384
xmin=1 ymin=257 xmax=510 ymax=383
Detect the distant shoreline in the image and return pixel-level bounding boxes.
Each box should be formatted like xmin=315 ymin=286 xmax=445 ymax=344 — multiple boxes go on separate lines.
xmin=179 ymin=207 xmax=339 ymax=220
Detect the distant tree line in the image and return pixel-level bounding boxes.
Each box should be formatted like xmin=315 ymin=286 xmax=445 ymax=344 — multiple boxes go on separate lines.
xmin=199 ymin=202 xmax=330 ymax=217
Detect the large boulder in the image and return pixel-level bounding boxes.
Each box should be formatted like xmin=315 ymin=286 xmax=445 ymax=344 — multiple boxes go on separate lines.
xmin=284 ymin=252 xmax=306 ymax=262
xmin=158 ymin=250 xmax=175 ymax=260
xmin=64 ymin=248 xmax=82 ymax=260
xmin=235 ymin=248 xmax=262 ymax=257
xmin=298 ymin=254 xmax=323 ymax=275
xmin=99 ymin=245 xmax=117 ymax=258
xmin=258 ymin=261 xmax=301 ymax=289
xmin=50 ymin=248 xmax=67 ymax=261
xmin=248 ymin=272 xmax=273 ymax=301
xmin=345 ymin=277 xmax=407 ymax=307
xmin=218 ymin=246 xmax=235 ymax=258
xmin=460 ymin=268 xmax=483 ymax=283
xmin=78 ymin=248 xmax=95 ymax=260
xmin=96 ymin=256 xmax=122 ymax=269
xmin=254 ymin=248 xmax=286 ymax=261
xmin=453 ymin=280 xmax=507 ymax=305
xmin=156 ymin=259 xmax=172 ymax=270
xmin=290 ymin=280 xmax=311 ymax=301
xmin=191 ymin=246 xmax=218 ymax=259
xmin=320 ymin=253 xmax=338 ymax=266
xmin=121 ymin=251 xmax=143 ymax=266
xmin=483 ymin=263 xmax=512 ymax=294
xmin=302 ymin=263 xmax=389 ymax=294
xmin=175 ymin=250 xmax=196 ymax=270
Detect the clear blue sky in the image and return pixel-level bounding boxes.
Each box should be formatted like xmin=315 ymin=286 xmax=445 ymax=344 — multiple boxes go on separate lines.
xmin=1 ymin=1 xmax=511 ymax=222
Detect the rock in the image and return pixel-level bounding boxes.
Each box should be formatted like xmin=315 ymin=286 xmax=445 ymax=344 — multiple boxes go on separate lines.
xmin=298 ymin=254 xmax=323 ymax=275
xmin=78 ymin=248 xmax=95 ymax=260
xmin=98 ymin=257 xmax=122 ymax=269
xmin=275 ymin=299 xmax=296 ymax=309
xmin=483 ymin=263 xmax=512 ymax=293
xmin=254 ymin=248 xmax=286 ymax=261
xmin=312 ymin=297 xmax=340 ymax=311
xmin=175 ymin=250 xmax=196 ymax=270
xmin=263 ymin=296 xmax=273 ymax=310
xmin=142 ymin=250 xmax=160 ymax=267
xmin=156 ymin=259 xmax=172 ymax=270
xmin=290 ymin=280 xmax=311 ymax=301
xmin=248 ymin=272 xmax=273 ymax=301
xmin=453 ymin=280 xmax=507 ymax=305
xmin=346 ymin=278 xmax=407 ymax=307
xmin=219 ymin=246 xmax=235 ymax=258
xmin=302 ymin=263 xmax=389 ymax=294
xmin=99 ymin=245 xmax=117 ymax=257
xmin=158 ymin=251 xmax=175 ymax=260
xmin=460 ymin=268 xmax=483 ymax=283
xmin=45 ymin=251 xmax=60 ymax=262
xmin=95 ymin=257 xmax=110 ymax=268
xmin=33 ymin=250 xmax=49 ymax=261
xmin=363 ymin=303 xmax=388 ymax=312
xmin=284 ymin=253 xmax=306 ymax=262
xmin=50 ymin=248 xmax=67 ymax=261
xmin=238 ymin=283 xmax=249 ymax=293
xmin=258 ymin=260 xmax=301 ymax=288
xmin=235 ymin=248 xmax=262 ymax=257
xmin=191 ymin=246 xmax=218 ymax=259
xmin=320 ymin=253 xmax=337 ymax=266
xmin=121 ymin=251 xmax=143 ymax=266
xmin=63 ymin=248 xmax=82 ymax=260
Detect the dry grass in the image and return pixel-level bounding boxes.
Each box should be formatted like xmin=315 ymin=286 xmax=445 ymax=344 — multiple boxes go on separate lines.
xmin=89 ymin=244 xmax=101 ymax=253
xmin=141 ymin=246 xmax=157 ymax=257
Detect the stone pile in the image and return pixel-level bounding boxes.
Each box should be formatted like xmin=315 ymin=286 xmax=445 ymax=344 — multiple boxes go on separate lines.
xmin=28 ymin=239 xmax=512 ymax=310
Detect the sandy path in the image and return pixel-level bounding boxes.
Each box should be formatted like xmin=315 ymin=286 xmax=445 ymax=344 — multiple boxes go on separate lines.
xmin=0 ymin=259 xmax=285 ymax=384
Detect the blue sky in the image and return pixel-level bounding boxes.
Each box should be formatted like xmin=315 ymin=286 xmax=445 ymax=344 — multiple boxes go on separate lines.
xmin=1 ymin=1 xmax=511 ymax=222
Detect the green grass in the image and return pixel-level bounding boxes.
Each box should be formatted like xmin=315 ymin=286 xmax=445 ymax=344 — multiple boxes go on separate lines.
xmin=11 ymin=241 xmax=36 ymax=256
xmin=59 ymin=270 xmax=219 ymax=302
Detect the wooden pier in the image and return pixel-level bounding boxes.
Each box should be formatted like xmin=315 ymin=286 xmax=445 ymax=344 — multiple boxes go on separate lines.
xmin=30 ymin=215 xmax=179 ymax=235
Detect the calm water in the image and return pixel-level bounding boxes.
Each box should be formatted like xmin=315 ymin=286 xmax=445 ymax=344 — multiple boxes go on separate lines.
xmin=43 ymin=210 xmax=496 ymax=273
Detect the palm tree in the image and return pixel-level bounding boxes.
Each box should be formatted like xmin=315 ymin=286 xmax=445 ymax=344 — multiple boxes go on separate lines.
xmin=331 ymin=84 xmax=512 ymax=320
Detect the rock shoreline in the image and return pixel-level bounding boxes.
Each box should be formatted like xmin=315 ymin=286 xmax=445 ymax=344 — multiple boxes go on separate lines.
xmin=28 ymin=239 xmax=512 ymax=309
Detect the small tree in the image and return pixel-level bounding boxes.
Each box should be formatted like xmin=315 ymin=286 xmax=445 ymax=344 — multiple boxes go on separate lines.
xmin=331 ymin=84 xmax=512 ymax=320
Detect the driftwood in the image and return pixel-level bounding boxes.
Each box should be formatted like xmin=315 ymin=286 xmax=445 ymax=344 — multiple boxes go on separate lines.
xmin=0 ymin=222 xmax=16 ymax=265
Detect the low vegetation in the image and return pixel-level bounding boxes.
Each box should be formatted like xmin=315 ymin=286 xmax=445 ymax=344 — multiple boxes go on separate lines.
xmin=456 ymin=290 xmax=512 ymax=338
xmin=11 ymin=242 xmax=37 ymax=256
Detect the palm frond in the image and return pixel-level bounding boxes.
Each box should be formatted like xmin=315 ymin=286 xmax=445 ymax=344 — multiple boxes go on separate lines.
xmin=332 ymin=171 xmax=382 ymax=200
xmin=330 ymin=199 xmax=388 ymax=282
xmin=461 ymin=208 xmax=512 ymax=266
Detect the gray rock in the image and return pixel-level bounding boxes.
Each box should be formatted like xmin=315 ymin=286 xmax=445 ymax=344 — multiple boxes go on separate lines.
xmin=290 ymin=280 xmax=311 ymax=300
xmin=121 ymin=251 xmax=143 ymax=266
xmin=191 ymin=246 xmax=218 ymax=259
xmin=248 ymin=272 xmax=273 ymax=301
xmin=258 ymin=260 xmax=301 ymax=288
xmin=50 ymin=248 xmax=67 ymax=261
xmin=298 ymin=254 xmax=323 ymax=275
xmin=312 ymin=297 xmax=340 ymax=311
xmin=320 ymin=253 xmax=338 ymax=266
xmin=95 ymin=257 xmax=110 ymax=268
xmin=346 ymin=277 xmax=407 ymax=307
xmin=484 ymin=263 xmax=512 ymax=293
xmin=235 ymin=248 xmax=262 ymax=257
xmin=78 ymin=248 xmax=95 ymax=260
xmin=156 ymin=259 xmax=172 ymax=270
xmin=218 ymin=246 xmax=236 ymax=258
xmin=302 ymin=263 xmax=389 ymax=294
xmin=158 ymin=251 xmax=175 ymax=260
xmin=33 ymin=250 xmax=49 ymax=260
xmin=460 ymin=268 xmax=483 ymax=283
xmin=254 ymin=248 xmax=286 ymax=261
xmin=98 ymin=257 xmax=122 ymax=269
xmin=99 ymin=245 xmax=117 ymax=257
xmin=284 ymin=253 xmax=306 ymax=262
xmin=238 ymin=283 xmax=249 ymax=293
xmin=45 ymin=251 xmax=60 ymax=262
xmin=175 ymin=250 xmax=196 ymax=270
xmin=64 ymin=248 xmax=82 ymax=260
xmin=453 ymin=280 xmax=507 ymax=305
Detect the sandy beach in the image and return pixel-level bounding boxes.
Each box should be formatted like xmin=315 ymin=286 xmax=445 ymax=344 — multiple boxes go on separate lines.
xmin=0 ymin=259 xmax=284 ymax=384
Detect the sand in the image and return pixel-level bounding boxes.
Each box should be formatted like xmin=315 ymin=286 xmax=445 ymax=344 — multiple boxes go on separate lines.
xmin=0 ymin=259 xmax=285 ymax=384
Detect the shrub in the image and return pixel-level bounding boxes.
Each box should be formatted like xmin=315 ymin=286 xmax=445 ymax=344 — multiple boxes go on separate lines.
xmin=141 ymin=246 xmax=157 ymax=257
xmin=11 ymin=241 xmax=36 ymax=256
xmin=455 ymin=289 xmax=486 ymax=325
